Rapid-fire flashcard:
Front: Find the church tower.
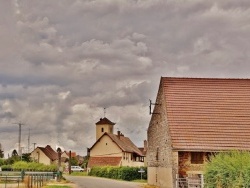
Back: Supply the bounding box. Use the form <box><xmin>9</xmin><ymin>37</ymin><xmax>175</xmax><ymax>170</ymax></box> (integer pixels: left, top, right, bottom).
<box><xmin>95</xmin><ymin>117</ymin><xmax>115</xmax><ymax>140</ymax></box>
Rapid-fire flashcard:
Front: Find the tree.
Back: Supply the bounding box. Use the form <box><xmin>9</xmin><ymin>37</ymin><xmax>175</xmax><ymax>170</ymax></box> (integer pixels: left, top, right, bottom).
<box><xmin>12</xmin><ymin>149</ymin><xmax>18</xmax><ymax>156</ymax></box>
<box><xmin>0</xmin><ymin>158</ymin><xmax>5</xmax><ymax>166</ymax></box>
<box><xmin>0</xmin><ymin>143</ymin><xmax>4</xmax><ymax>158</ymax></box>
<box><xmin>0</xmin><ymin>149</ymin><xmax>4</xmax><ymax>158</ymax></box>
<box><xmin>4</xmin><ymin>149</ymin><xmax>21</xmax><ymax>164</ymax></box>
<box><xmin>21</xmin><ymin>153</ymin><xmax>31</xmax><ymax>162</ymax></box>
<box><xmin>204</xmin><ymin>151</ymin><xmax>250</xmax><ymax>187</ymax></box>
<box><xmin>70</xmin><ymin>157</ymin><xmax>79</xmax><ymax>166</ymax></box>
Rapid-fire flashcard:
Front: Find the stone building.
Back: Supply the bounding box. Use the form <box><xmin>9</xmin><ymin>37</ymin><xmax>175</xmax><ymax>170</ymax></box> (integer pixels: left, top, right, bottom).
<box><xmin>147</xmin><ymin>77</ymin><xmax>250</xmax><ymax>188</ymax></box>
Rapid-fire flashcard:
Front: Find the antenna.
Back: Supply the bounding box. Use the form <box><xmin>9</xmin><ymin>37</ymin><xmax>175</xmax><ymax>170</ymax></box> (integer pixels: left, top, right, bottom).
<box><xmin>13</xmin><ymin>122</ymin><xmax>25</xmax><ymax>156</ymax></box>
<box><xmin>149</xmin><ymin>99</ymin><xmax>160</xmax><ymax>115</ymax></box>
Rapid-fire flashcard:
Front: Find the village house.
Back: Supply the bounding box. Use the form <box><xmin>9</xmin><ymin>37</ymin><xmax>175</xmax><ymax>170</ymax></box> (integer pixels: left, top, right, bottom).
<box><xmin>147</xmin><ymin>77</ymin><xmax>250</xmax><ymax>188</ymax></box>
<box><xmin>30</xmin><ymin>145</ymin><xmax>58</xmax><ymax>165</ymax></box>
<box><xmin>30</xmin><ymin>145</ymin><xmax>80</xmax><ymax>170</ymax></box>
<box><xmin>88</xmin><ymin>117</ymin><xmax>146</xmax><ymax>170</ymax></box>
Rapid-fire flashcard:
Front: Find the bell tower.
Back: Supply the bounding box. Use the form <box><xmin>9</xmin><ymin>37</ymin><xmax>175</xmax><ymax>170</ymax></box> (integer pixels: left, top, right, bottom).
<box><xmin>95</xmin><ymin>117</ymin><xmax>115</xmax><ymax>140</ymax></box>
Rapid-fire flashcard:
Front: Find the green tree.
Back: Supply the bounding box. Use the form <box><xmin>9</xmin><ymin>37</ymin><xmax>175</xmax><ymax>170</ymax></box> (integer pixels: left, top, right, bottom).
<box><xmin>12</xmin><ymin>149</ymin><xmax>18</xmax><ymax>156</ymax></box>
<box><xmin>0</xmin><ymin>158</ymin><xmax>5</xmax><ymax>166</ymax></box>
<box><xmin>204</xmin><ymin>151</ymin><xmax>250</xmax><ymax>188</ymax></box>
<box><xmin>0</xmin><ymin>149</ymin><xmax>4</xmax><ymax>158</ymax></box>
<box><xmin>22</xmin><ymin>153</ymin><xmax>31</xmax><ymax>162</ymax></box>
<box><xmin>4</xmin><ymin>149</ymin><xmax>21</xmax><ymax>164</ymax></box>
<box><xmin>70</xmin><ymin>157</ymin><xmax>79</xmax><ymax>166</ymax></box>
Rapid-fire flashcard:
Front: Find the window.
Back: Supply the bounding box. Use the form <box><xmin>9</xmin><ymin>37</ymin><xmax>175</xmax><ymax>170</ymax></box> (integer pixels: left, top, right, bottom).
<box><xmin>156</xmin><ymin>147</ymin><xmax>159</xmax><ymax>161</ymax></box>
<box><xmin>191</xmin><ymin>152</ymin><xmax>203</xmax><ymax>164</ymax></box>
<box><xmin>101</xmin><ymin>128</ymin><xmax>104</xmax><ymax>132</ymax></box>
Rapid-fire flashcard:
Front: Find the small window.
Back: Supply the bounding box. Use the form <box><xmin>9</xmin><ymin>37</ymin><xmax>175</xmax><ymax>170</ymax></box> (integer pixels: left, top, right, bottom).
<box><xmin>101</xmin><ymin>128</ymin><xmax>104</xmax><ymax>132</ymax></box>
<box><xmin>156</xmin><ymin>147</ymin><xmax>159</xmax><ymax>161</ymax></box>
<box><xmin>191</xmin><ymin>152</ymin><xmax>203</xmax><ymax>164</ymax></box>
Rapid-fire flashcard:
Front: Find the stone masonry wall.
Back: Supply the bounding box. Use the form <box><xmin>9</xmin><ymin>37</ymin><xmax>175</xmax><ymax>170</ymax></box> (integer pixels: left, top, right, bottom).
<box><xmin>147</xmin><ymin>80</ymin><xmax>174</xmax><ymax>169</ymax></box>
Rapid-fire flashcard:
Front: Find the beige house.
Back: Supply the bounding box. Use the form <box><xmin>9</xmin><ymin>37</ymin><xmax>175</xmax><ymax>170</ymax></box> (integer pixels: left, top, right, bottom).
<box><xmin>147</xmin><ymin>77</ymin><xmax>250</xmax><ymax>188</ymax></box>
<box><xmin>30</xmin><ymin>145</ymin><xmax>58</xmax><ymax>165</ymax></box>
<box><xmin>88</xmin><ymin>117</ymin><xmax>146</xmax><ymax>169</ymax></box>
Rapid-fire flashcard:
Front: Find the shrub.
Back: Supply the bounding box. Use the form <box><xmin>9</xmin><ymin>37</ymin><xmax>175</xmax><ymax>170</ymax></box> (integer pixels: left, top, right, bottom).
<box><xmin>204</xmin><ymin>151</ymin><xmax>250</xmax><ymax>188</ymax></box>
<box><xmin>12</xmin><ymin>161</ymin><xmax>28</xmax><ymax>171</ymax></box>
<box><xmin>89</xmin><ymin>166</ymin><xmax>147</xmax><ymax>181</ymax></box>
<box><xmin>1</xmin><ymin>165</ymin><xmax>13</xmax><ymax>171</ymax></box>
<box><xmin>11</xmin><ymin>161</ymin><xmax>57</xmax><ymax>172</ymax></box>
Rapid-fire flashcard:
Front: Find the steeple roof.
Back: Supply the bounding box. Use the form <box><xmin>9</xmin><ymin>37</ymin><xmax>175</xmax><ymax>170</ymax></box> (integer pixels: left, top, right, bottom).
<box><xmin>96</xmin><ymin>117</ymin><xmax>115</xmax><ymax>125</ymax></box>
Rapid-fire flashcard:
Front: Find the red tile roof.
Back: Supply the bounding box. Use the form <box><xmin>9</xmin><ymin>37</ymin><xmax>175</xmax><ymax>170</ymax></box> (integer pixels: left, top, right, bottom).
<box><xmin>96</xmin><ymin>117</ymin><xmax>115</xmax><ymax>125</ymax></box>
<box><xmin>88</xmin><ymin>157</ymin><xmax>122</xmax><ymax>168</ymax></box>
<box><xmin>107</xmin><ymin>133</ymin><xmax>144</xmax><ymax>156</ymax></box>
<box><xmin>38</xmin><ymin>145</ymin><xmax>58</xmax><ymax>160</ymax></box>
<box><xmin>65</xmin><ymin>151</ymin><xmax>76</xmax><ymax>157</ymax></box>
<box><xmin>161</xmin><ymin>77</ymin><xmax>250</xmax><ymax>151</ymax></box>
<box><xmin>90</xmin><ymin>132</ymin><xmax>144</xmax><ymax>156</ymax></box>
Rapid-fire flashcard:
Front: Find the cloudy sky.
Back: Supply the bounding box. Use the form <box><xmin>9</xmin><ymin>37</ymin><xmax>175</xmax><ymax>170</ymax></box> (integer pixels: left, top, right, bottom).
<box><xmin>0</xmin><ymin>0</ymin><xmax>250</xmax><ymax>157</ymax></box>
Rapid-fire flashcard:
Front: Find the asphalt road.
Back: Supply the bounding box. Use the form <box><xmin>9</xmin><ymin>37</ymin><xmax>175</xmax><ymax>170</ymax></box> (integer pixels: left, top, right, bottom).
<box><xmin>64</xmin><ymin>175</ymin><xmax>144</xmax><ymax>188</ymax></box>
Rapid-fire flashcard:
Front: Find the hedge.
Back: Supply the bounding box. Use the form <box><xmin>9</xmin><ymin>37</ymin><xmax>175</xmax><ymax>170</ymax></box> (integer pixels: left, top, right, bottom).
<box><xmin>1</xmin><ymin>161</ymin><xmax>57</xmax><ymax>172</ymax></box>
<box><xmin>89</xmin><ymin>166</ymin><xmax>147</xmax><ymax>181</ymax></box>
<box><xmin>204</xmin><ymin>151</ymin><xmax>250</xmax><ymax>187</ymax></box>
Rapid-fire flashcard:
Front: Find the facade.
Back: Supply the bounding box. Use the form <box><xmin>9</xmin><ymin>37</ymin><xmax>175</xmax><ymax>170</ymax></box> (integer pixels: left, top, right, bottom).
<box><xmin>30</xmin><ymin>145</ymin><xmax>58</xmax><ymax>165</ymax></box>
<box><xmin>147</xmin><ymin>77</ymin><xmax>250</xmax><ymax>188</ymax></box>
<box><xmin>88</xmin><ymin>117</ymin><xmax>146</xmax><ymax>169</ymax></box>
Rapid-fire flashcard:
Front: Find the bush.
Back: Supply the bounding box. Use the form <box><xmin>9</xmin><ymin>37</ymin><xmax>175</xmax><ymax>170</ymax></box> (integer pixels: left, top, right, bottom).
<box><xmin>1</xmin><ymin>165</ymin><xmax>13</xmax><ymax>171</ymax></box>
<box><xmin>12</xmin><ymin>161</ymin><xmax>28</xmax><ymax>171</ymax></box>
<box><xmin>204</xmin><ymin>151</ymin><xmax>250</xmax><ymax>188</ymax></box>
<box><xmin>11</xmin><ymin>161</ymin><xmax>57</xmax><ymax>172</ymax></box>
<box><xmin>89</xmin><ymin>166</ymin><xmax>147</xmax><ymax>181</ymax></box>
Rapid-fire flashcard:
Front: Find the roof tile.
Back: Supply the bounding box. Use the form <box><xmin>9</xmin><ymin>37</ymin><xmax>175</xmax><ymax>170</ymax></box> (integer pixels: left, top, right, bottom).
<box><xmin>162</xmin><ymin>77</ymin><xmax>250</xmax><ymax>151</ymax></box>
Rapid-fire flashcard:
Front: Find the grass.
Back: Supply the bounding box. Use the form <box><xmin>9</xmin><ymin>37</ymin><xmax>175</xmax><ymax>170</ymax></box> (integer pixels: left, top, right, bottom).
<box><xmin>67</xmin><ymin>171</ymin><xmax>88</xmax><ymax>176</ymax></box>
<box><xmin>142</xmin><ymin>185</ymin><xmax>159</xmax><ymax>188</ymax></box>
<box><xmin>132</xmin><ymin>179</ymin><xmax>147</xmax><ymax>183</ymax></box>
<box><xmin>43</xmin><ymin>186</ymin><xmax>72</xmax><ymax>188</ymax></box>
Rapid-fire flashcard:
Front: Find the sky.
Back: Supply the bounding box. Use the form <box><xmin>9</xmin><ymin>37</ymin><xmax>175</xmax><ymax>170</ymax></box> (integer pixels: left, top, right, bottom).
<box><xmin>0</xmin><ymin>0</ymin><xmax>250</xmax><ymax>157</ymax></box>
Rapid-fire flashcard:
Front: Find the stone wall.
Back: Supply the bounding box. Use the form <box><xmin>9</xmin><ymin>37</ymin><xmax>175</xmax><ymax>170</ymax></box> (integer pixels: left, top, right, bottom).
<box><xmin>147</xmin><ymin>80</ymin><xmax>175</xmax><ymax>187</ymax></box>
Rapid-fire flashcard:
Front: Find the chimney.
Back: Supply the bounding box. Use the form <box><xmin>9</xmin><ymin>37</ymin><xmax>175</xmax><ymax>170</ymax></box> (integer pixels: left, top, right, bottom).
<box><xmin>117</xmin><ymin>131</ymin><xmax>121</xmax><ymax>139</ymax></box>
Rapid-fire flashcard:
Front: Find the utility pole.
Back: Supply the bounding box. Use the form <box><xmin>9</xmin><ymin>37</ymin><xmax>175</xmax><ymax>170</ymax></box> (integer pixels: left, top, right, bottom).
<box><xmin>27</xmin><ymin>129</ymin><xmax>30</xmax><ymax>153</ymax></box>
<box><xmin>33</xmin><ymin>143</ymin><xmax>37</xmax><ymax>150</ymax></box>
<box><xmin>13</xmin><ymin>122</ymin><xmax>24</xmax><ymax>156</ymax></box>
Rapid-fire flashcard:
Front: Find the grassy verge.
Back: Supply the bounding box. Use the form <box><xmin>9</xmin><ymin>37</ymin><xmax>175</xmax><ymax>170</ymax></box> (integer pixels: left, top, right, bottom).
<box><xmin>66</xmin><ymin>171</ymin><xmax>88</xmax><ymax>176</ymax></box>
<box><xmin>132</xmin><ymin>179</ymin><xmax>147</xmax><ymax>183</ymax></box>
<box><xmin>43</xmin><ymin>186</ymin><xmax>72</xmax><ymax>188</ymax></box>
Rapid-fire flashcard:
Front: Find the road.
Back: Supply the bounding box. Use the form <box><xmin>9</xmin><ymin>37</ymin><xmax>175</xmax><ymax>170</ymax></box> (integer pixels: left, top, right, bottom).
<box><xmin>64</xmin><ymin>175</ymin><xmax>144</xmax><ymax>188</ymax></box>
